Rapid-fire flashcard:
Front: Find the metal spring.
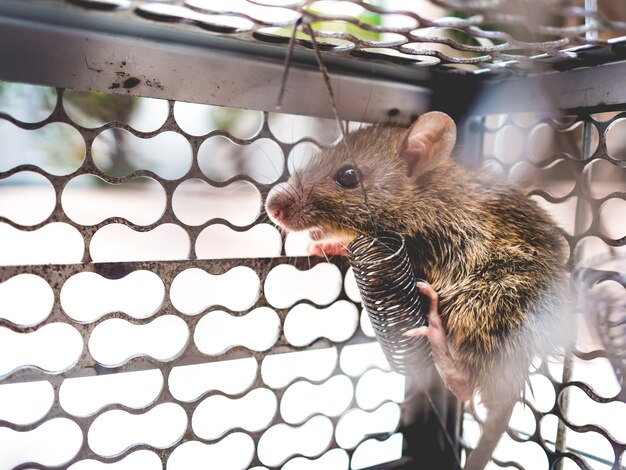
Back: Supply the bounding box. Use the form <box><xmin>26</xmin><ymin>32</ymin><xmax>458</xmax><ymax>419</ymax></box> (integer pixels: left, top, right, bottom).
<box><xmin>575</xmin><ymin>257</ymin><xmax>626</xmax><ymax>378</ymax></box>
<box><xmin>598</xmin><ymin>297</ymin><xmax>626</xmax><ymax>377</ymax></box>
<box><xmin>347</xmin><ymin>231</ymin><xmax>431</xmax><ymax>376</ymax></box>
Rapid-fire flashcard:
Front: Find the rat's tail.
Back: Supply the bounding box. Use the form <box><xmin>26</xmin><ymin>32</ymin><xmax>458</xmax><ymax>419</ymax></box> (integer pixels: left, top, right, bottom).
<box><xmin>464</xmin><ymin>391</ymin><xmax>517</xmax><ymax>470</ymax></box>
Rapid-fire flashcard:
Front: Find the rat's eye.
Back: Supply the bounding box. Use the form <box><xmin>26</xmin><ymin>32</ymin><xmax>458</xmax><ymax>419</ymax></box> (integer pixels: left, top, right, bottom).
<box><xmin>333</xmin><ymin>165</ymin><xmax>359</xmax><ymax>189</ymax></box>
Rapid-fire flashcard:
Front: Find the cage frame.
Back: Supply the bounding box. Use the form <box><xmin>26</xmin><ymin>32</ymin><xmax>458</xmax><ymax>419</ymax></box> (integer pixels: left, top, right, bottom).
<box><xmin>1</xmin><ymin>1</ymin><xmax>625</xmax><ymax>470</ymax></box>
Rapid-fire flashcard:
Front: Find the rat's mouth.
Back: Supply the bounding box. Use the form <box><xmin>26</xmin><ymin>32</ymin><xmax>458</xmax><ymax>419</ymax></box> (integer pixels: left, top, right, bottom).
<box><xmin>308</xmin><ymin>226</ymin><xmax>356</xmax><ymax>246</ymax></box>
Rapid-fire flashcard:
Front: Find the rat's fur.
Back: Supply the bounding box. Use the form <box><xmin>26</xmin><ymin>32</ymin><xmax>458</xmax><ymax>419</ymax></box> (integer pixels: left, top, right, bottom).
<box><xmin>266</xmin><ymin>116</ymin><xmax>569</xmax><ymax>469</ymax></box>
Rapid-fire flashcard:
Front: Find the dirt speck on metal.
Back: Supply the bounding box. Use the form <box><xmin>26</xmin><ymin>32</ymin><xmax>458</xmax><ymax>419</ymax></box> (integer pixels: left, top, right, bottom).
<box><xmin>123</xmin><ymin>77</ymin><xmax>141</xmax><ymax>89</ymax></box>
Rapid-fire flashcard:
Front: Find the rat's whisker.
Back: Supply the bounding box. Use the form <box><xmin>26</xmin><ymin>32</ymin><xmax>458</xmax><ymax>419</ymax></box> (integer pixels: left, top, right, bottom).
<box><xmin>319</xmin><ymin>244</ymin><xmax>331</xmax><ymax>264</ymax></box>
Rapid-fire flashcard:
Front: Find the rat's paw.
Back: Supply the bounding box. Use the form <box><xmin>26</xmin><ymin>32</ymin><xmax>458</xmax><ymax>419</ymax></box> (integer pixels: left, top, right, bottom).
<box><xmin>412</xmin><ymin>282</ymin><xmax>474</xmax><ymax>401</ymax></box>
<box><xmin>412</xmin><ymin>281</ymin><xmax>448</xmax><ymax>351</ymax></box>
<box><xmin>416</xmin><ymin>281</ymin><xmax>443</xmax><ymax>330</ymax></box>
<box><xmin>416</xmin><ymin>280</ymin><xmax>438</xmax><ymax>303</ymax></box>
<box><xmin>404</xmin><ymin>326</ymin><xmax>428</xmax><ymax>337</ymax></box>
<box><xmin>306</xmin><ymin>241</ymin><xmax>347</xmax><ymax>257</ymax></box>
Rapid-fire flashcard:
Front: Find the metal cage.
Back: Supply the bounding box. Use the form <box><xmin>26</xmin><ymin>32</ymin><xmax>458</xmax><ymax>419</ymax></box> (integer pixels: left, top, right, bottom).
<box><xmin>0</xmin><ymin>1</ymin><xmax>625</xmax><ymax>469</ymax></box>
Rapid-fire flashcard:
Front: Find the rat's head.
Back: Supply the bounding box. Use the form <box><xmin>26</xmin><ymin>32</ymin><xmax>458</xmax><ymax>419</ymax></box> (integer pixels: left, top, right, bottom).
<box><xmin>265</xmin><ymin>111</ymin><xmax>456</xmax><ymax>243</ymax></box>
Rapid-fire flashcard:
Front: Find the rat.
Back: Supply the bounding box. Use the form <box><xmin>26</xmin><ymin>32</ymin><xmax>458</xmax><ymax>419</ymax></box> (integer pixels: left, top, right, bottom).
<box><xmin>265</xmin><ymin>111</ymin><xmax>569</xmax><ymax>470</ymax></box>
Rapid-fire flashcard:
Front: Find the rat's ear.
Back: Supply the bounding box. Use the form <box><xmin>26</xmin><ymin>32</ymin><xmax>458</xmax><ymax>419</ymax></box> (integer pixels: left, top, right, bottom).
<box><xmin>399</xmin><ymin>111</ymin><xmax>456</xmax><ymax>183</ymax></box>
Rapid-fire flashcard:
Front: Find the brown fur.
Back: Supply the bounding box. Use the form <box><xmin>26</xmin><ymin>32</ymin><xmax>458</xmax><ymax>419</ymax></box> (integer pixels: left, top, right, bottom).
<box><xmin>266</xmin><ymin>118</ymin><xmax>569</xmax><ymax>468</ymax></box>
<box><xmin>274</xmin><ymin>123</ymin><xmax>567</xmax><ymax>384</ymax></box>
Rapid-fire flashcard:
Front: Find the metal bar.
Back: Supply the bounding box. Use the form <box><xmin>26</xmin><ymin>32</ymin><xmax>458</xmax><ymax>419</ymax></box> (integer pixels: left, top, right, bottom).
<box><xmin>554</xmin><ymin>354</ymin><xmax>573</xmax><ymax>470</ymax></box>
<box><xmin>0</xmin><ymin>1</ymin><xmax>432</xmax><ymax>124</ymax></box>
<box><xmin>3</xmin><ymin>1</ymin><xmax>626</xmax><ymax>120</ymax></box>
<box><xmin>555</xmin><ymin>118</ymin><xmax>596</xmax><ymax>469</ymax></box>
<box><xmin>586</xmin><ymin>0</ymin><xmax>598</xmax><ymax>41</ymax></box>
<box><xmin>0</xmin><ymin>0</ymin><xmax>436</xmax><ymax>85</ymax></box>
<box><xmin>470</xmin><ymin>59</ymin><xmax>626</xmax><ymax>115</ymax></box>
<box><xmin>400</xmin><ymin>372</ymin><xmax>461</xmax><ymax>470</ymax></box>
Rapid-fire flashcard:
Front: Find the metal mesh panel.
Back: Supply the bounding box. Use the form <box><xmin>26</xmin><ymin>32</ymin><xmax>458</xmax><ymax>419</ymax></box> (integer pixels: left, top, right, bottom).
<box><xmin>463</xmin><ymin>111</ymin><xmax>626</xmax><ymax>469</ymax></box>
<box><xmin>60</xmin><ymin>0</ymin><xmax>626</xmax><ymax>74</ymax></box>
<box><xmin>0</xmin><ymin>84</ymin><xmax>412</xmax><ymax>469</ymax></box>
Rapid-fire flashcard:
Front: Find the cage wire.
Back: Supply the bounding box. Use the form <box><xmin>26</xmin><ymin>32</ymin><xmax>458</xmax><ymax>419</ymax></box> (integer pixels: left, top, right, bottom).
<box><xmin>62</xmin><ymin>0</ymin><xmax>626</xmax><ymax>74</ymax></box>
<box><xmin>0</xmin><ymin>1</ymin><xmax>625</xmax><ymax>470</ymax></box>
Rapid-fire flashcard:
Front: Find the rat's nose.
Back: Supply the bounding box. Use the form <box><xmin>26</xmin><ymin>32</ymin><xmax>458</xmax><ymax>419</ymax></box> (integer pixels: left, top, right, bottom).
<box><xmin>265</xmin><ymin>196</ymin><xmax>286</xmax><ymax>224</ymax></box>
<box><xmin>265</xmin><ymin>182</ymin><xmax>293</xmax><ymax>226</ymax></box>
<box><xmin>270</xmin><ymin>207</ymin><xmax>282</xmax><ymax>221</ymax></box>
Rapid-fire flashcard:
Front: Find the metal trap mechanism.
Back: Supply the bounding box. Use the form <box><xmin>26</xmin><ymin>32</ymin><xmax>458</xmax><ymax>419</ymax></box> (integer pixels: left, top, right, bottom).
<box><xmin>347</xmin><ymin>232</ymin><xmax>431</xmax><ymax>376</ymax></box>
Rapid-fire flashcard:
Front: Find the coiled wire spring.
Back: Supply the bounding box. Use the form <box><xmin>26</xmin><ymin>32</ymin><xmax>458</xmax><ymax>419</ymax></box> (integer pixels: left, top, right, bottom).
<box><xmin>347</xmin><ymin>231</ymin><xmax>431</xmax><ymax>375</ymax></box>
<box><xmin>575</xmin><ymin>257</ymin><xmax>626</xmax><ymax>378</ymax></box>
